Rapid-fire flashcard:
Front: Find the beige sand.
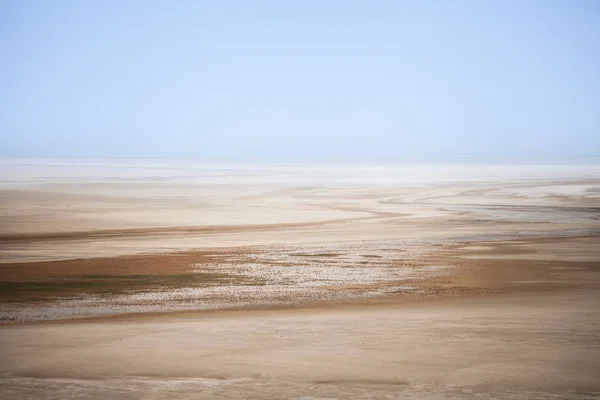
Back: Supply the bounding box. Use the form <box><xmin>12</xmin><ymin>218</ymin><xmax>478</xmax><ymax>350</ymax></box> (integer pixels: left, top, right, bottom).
<box><xmin>1</xmin><ymin>288</ymin><xmax>599</xmax><ymax>398</ymax></box>
<box><xmin>0</xmin><ymin>163</ymin><xmax>599</xmax><ymax>398</ymax></box>
<box><xmin>2</xmin><ymin>179</ymin><xmax>599</xmax><ymax>262</ymax></box>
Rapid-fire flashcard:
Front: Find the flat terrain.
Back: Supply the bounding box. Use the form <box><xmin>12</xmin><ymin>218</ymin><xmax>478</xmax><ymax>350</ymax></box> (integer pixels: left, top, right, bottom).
<box><xmin>1</xmin><ymin>288</ymin><xmax>599</xmax><ymax>399</ymax></box>
<box><xmin>0</xmin><ymin>160</ymin><xmax>599</xmax><ymax>398</ymax></box>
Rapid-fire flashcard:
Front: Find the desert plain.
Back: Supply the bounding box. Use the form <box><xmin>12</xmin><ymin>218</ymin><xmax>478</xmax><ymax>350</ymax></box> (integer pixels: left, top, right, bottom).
<box><xmin>0</xmin><ymin>159</ymin><xmax>599</xmax><ymax>399</ymax></box>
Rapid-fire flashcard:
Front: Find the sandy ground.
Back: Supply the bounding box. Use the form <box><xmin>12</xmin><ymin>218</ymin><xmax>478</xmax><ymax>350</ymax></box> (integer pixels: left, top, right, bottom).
<box><xmin>1</xmin><ymin>237</ymin><xmax>598</xmax><ymax>322</ymax></box>
<box><xmin>1</xmin><ymin>181</ymin><xmax>599</xmax><ymax>262</ymax></box>
<box><xmin>0</xmin><ymin>160</ymin><xmax>599</xmax><ymax>398</ymax></box>
<box><xmin>0</xmin><ymin>289</ymin><xmax>599</xmax><ymax>398</ymax></box>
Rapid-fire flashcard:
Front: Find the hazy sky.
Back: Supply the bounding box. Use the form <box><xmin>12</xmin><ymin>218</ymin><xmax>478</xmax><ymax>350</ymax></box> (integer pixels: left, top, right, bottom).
<box><xmin>1</xmin><ymin>0</ymin><xmax>599</xmax><ymax>160</ymax></box>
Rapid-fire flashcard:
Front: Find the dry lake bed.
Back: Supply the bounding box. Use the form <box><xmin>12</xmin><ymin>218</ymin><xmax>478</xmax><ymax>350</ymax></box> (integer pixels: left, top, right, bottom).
<box><xmin>1</xmin><ymin>159</ymin><xmax>599</xmax><ymax>399</ymax></box>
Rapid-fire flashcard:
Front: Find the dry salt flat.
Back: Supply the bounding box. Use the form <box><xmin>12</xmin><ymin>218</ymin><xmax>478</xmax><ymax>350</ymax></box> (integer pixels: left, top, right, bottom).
<box><xmin>1</xmin><ymin>159</ymin><xmax>600</xmax><ymax>399</ymax></box>
<box><xmin>0</xmin><ymin>239</ymin><xmax>452</xmax><ymax>322</ymax></box>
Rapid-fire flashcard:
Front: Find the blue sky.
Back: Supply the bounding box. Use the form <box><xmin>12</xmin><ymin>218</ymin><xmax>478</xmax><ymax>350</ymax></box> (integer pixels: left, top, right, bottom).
<box><xmin>1</xmin><ymin>0</ymin><xmax>599</xmax><ymax>160</ymax></box>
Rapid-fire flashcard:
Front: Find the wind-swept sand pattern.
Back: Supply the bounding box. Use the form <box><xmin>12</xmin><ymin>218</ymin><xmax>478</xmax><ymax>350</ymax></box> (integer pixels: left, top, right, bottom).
<box><xmin>0</xmin><ymin>160</ymin><xmax>599</xmax><ymax>398</ymax></box>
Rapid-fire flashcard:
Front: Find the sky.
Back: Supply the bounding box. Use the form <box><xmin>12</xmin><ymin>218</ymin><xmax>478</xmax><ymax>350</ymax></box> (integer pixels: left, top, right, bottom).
<box><xmin>1</xmin><ymin>0</ymin><xmax>599</xmax><ymax>160</ymax></box>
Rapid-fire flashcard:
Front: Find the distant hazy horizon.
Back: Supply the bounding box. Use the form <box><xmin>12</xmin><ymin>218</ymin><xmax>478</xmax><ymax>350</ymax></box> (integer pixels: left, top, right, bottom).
<box><xmin>2</xmin><ymin>157</ymin><xmax>600</xmax><ymax>188</ymax></box>
<box><xmin>2</xmin><ymin>153</ymin><xmax>600</xmax><ymax>164</ymax></box>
